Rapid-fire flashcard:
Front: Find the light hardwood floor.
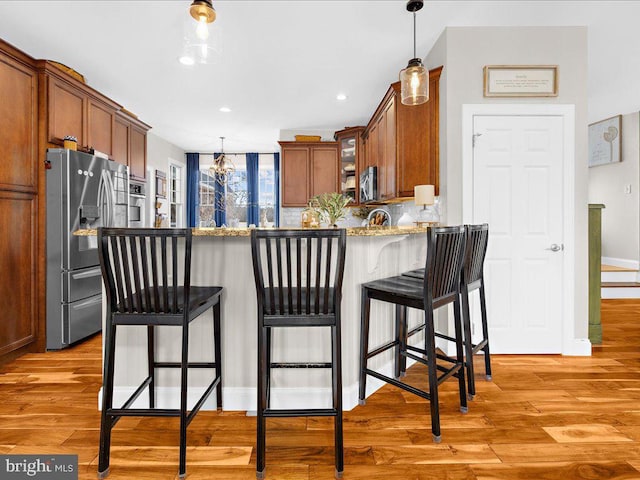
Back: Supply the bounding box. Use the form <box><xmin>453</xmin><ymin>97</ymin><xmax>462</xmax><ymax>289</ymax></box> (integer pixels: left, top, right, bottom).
<box><xmin>2</xmin><ymin>300</ymin><xmax>640</xmax><ymax>479</ymax></box>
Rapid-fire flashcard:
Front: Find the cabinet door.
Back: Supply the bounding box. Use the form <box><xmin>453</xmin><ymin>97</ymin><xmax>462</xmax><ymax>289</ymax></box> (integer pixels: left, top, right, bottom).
<box><xmin>48</xmin><ymin>77</ymin><xmax>85</xmax><ymax>147</ymax></box>
<box><xmin>0</xmin><ymin>54</ymin><xmax>37</xmax><ymax>192</ymax></box>
<box><xmin>87</xmin><ymin>97</ymin><xmax>115</xmax><ymax>157</ymax></box>
<box><xmin>113</xmin><ymin>116</ymin><xmax>130</xmax><ymax>166</ymax></box>
<box><xmin>396</xmin><ymin>69</ymin><xmax>440</xmax><ymax>197</ymax></box>
<box><xmin>129</xmin><ymin>125</ymin><xmax>147</xmax><ymax>181</ymax></box>
<box><xmin>282</xmin><ymin>146</ymin><xmax>310</xmax><ymax>206</ymax></box>
<box><xmin>310</xmin><ymin>146</ymin><xmax>338</xmax><ymax>197</ymax></box>
<box><xmin>382</xmin><ymin>96</ymin><xmax>396</xmax><ymax>200</ymax></box>
<box><xmin>0</xmin><ymin>191</ymin><xmax>37</xmax><ymax>355</ymax></box>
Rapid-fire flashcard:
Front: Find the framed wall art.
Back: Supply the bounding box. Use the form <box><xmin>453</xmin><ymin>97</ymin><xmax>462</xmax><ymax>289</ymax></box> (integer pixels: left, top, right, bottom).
<box><xmin>483</xmin><ymin>65</ymin><xmax>558</xmax><ymax>97</ymax></box>
<box><xmin>588</xmin><ymin>115</ymin><xmax>622</xmax><ymax>167</ymax></box>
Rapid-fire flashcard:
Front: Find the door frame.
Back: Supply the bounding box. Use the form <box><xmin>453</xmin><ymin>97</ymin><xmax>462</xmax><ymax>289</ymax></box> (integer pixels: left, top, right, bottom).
<box><xmin>461</xmin><ymin>104</ymin><xmax>585</xmax><ymax>356</ymax></box>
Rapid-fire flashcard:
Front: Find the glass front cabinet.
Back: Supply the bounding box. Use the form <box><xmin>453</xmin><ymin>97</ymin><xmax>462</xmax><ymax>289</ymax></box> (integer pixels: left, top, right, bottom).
<box><xmin>334</xmin><ymin>126</ymin><xmax>365</xmax><ymax>205</ymax></box>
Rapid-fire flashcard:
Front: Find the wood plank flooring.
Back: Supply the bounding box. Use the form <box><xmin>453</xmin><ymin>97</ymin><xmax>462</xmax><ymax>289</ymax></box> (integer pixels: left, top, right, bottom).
<box><xmin>2</xmin><ymin>299</ymin><xmax>640</xmax><ymax>479</ymax></box>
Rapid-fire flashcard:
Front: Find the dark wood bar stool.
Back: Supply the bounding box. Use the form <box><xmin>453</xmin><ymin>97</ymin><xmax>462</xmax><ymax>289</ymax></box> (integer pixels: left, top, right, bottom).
<box><xmin>402</xmin><ymin>224</ymin><xmax>491</xmax><ymax>397</ymax></box>
<box><xmin>97</xmin><ymin>228</ymin><xmax>223</xmax><ymax>479</ymax></box>
<box><xmin>359</xmin><ymin>225</ymin><xmax>467</xmax><ymax>443</ymax></box>
<box><xmin>251</xmin><ymin>228</ymin><xmax>346</xmax><ymax>479</ymax></box>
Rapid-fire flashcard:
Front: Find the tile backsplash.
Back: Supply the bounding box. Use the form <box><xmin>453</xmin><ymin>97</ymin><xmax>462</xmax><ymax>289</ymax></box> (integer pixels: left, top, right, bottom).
<box><xmin>280</xmin><ymin>197</ymin><xmax>444</xmax><ymax>228</ymax></box>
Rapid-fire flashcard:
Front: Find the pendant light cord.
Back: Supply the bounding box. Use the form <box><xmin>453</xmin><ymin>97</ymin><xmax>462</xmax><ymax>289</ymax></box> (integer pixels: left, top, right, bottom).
<box><xmin>413</xmin><ymin>11</ymin><xmax>417</xmax><ymax>58</ymax></box>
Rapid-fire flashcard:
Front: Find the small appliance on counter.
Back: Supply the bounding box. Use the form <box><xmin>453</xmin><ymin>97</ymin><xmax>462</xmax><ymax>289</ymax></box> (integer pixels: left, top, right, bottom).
<box><xmin>360</xmin><ymin>166</ymin><xmax>377</xmax><ymax>203</ymax></box>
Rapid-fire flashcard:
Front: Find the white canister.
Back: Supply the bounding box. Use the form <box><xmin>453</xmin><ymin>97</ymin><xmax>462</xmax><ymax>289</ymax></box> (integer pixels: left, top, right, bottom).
<box><xmin>396</xmin><ymin>212</ymin><xmax>414</xmax><ymax>227</ymax></box>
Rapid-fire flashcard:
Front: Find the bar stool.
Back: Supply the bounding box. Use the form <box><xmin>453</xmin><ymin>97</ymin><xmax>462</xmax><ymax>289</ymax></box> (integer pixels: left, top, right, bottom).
<box><xmin>97</xmin><ymin>228</ymin><xmax>223</xmax><ymax>479</ymax></box>
<box><xmin>359</xmin><ymin>225</ymin><xmax>467</xmax><ymax>443</ymax></box>
<box><xmin>251</xmin><ymin>228</ymin><xmax>346</xmax><ymax>479</ymax></box>
<box><xmin>402</xmin><ymin>224</ymin><xmax>491</xmax><ymax>397</ymax></box>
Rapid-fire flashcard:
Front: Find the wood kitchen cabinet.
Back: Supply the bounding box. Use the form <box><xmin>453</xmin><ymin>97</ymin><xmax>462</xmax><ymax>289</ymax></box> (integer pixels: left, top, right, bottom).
<box><xmin>0</xmin><ymin>40</ymin><xmax>40</xmax><ymax>362</ymax></box>
<box><xmin>362</xmin><ymin>66</ymin><xmax>441</xmax><ymax>200</ymax></box>
<box><xmin>280</xmin><ymin>141</ymin><xmax>339</xmax><ymax>207</ymax></box>
<box><xmin>335</xmin><ymin>126</ymin><xmax>365</xmax><ymax>205</ymax></box>
<box><xmin>113</xmin><ymin>111</ymin><xmax>150</xmax><ymax>182</ymax></box>
<box><xmin>45</xmin><ymin>64</ymin><xmax>119</xmax><ymax>157</ymax></box>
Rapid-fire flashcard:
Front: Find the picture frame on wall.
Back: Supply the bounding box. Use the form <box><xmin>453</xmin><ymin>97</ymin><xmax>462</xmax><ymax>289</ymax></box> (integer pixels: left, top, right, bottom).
<box><xmin>588</xmin><ymin>115</ymin><xmax>622</xmax><ymax>167</ymax></box>
<box><xmin>483</xmin><ymin>65</ymin><xmax>558</xmax><ymax>97</ymax></box>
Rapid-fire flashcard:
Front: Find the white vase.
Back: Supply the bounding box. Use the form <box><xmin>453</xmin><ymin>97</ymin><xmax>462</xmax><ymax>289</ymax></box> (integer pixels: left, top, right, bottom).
<box><xmin>397</xmin><ymin>212</ymin><xmax>414</xmax><ymax>227</ymax></box>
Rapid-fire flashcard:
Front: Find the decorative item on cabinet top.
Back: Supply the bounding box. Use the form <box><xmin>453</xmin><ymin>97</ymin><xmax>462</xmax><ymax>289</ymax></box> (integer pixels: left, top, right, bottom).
<box><xmin>295</xmin><ymin>135</ymin><xmax>322</xmax><ymax>142</ymax></box>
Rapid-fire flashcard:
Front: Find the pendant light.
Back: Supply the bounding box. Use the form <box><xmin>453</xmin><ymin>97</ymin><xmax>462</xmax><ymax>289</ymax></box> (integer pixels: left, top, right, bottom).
<box><xmin>399</xmin><ymin>0</ymin><xmax>429</xmax><ymax>106</ymax></box>
<box><xmin>209</xmin><ymin>137</ymin><xmax>235</xmax><ymax>184</ymax></box>
<box><xmin>189</xmin><ymin>0</ymin><xmax>216</xmax><ymax>41</ymax></box>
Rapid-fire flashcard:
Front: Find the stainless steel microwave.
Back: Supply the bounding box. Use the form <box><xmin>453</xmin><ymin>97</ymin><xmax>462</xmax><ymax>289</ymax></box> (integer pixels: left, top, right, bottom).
<box><xmin>359</xmin><ymin>166</ymin><xmax>377</xmax><ymax>203</ymax></box>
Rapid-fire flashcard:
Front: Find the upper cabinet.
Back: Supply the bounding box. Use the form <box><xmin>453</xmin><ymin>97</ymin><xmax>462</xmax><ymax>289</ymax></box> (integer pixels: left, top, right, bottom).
<box><xmin>0</xmin><ymin>50</ymin><xmax>37</xmax><ymax>192</ymax></box>
<box><xmin>113</xmin><ymin>111</ymin><xmax>149</xmax><ymax>182</ymax></box>
<box><xmin>363</xmin><ymin>66</ymin><xmax>442</xmax><ymax>201</ymax></box>
<box><xmin>335</xmin><ymin>126</ymin><xmax>365</xmax><ymax>205</ymax></box>
<box><xmin>42</xmin><ymin>61</ymin><xmax>150</xmax><ymax>180</ymax></box>
<box><xmin>280</xmin><ymin>141</ymin><xmax>339</xmax><ymax>207</ymax></box>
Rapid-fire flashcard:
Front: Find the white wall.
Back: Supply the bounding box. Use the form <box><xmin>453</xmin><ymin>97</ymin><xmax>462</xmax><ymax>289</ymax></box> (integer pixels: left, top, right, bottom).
<box><xmin>588</xmin><ymin>112</ymin><xmax>640</xmax><ymax>267</ymax></box>
<box><xmin>147</xmin><ymin>132</ymin><xmax>187</xmax><ymax>227</ymax></box>
<box><xmin>426</xmin><ymin>26</ymin><xmax>589</xmax><ymax>342</ymax></box>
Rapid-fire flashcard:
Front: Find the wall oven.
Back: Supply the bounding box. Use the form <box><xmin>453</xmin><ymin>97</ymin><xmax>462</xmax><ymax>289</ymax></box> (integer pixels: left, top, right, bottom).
<box><xmin>129</xmin><ymin>181</ymin><xmax>146</xmax><ymax>228</ymax></box>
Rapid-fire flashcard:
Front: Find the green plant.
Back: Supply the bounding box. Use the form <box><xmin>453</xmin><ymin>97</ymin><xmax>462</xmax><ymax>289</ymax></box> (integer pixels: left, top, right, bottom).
<box><xmin>311</xmin><ymin>192</ymin><xmax>350</xmax><ymax>227</ymax></box>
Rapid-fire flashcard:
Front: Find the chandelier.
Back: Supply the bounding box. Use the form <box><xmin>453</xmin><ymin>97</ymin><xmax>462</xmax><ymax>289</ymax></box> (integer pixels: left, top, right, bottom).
<box><xmin>209</xmin><ymin>136</ymin><xmax>235</xmax><ymax>184</ymax></box>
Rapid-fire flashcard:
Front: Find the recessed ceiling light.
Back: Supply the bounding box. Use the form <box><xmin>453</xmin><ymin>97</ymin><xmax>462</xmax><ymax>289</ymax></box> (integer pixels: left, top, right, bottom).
<box><xmin>219</xmin><ymin>107</ymin><xmax>231</xmax><ymax>113</ymax></box>
<box><xmin>179</xmin><ymin>55</ymin><xmax>195</xmax><ymax>66</ymax></box>
<box><xmin>336</xmin><ymin>93</ymin><xmax>347</xmax><ymax>101</ymax></box>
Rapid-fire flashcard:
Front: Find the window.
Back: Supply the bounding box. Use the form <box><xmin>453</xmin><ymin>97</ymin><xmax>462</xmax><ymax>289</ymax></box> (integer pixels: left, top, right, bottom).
<box><xmin>169</xmin><ymin>163</ymin><xmax>183</xmax><ymax>227</ymax></box>
<box><xmin>197</xmin><ymin>153</ymin><xmax>278</xmax><ymax>227</ymax></box>
<box><xmin>257</xmin><ymin>154</ymin><xmax>277</xmax><ymax>226</ymax></box>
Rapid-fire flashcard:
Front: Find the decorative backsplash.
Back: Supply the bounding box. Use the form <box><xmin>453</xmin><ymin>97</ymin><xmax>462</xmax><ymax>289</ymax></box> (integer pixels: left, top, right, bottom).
<box><xmin>280</xmin><ymin>197</ymin><xmax>444</xmax><ymax>228</ymax></box>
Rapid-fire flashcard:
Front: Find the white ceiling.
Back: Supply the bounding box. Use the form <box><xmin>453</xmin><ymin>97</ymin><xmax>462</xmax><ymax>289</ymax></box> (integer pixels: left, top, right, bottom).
<box><xmin>1</xmin><ymin>1</ymin><xmax>639</xmax><ymax>153</ymax></box>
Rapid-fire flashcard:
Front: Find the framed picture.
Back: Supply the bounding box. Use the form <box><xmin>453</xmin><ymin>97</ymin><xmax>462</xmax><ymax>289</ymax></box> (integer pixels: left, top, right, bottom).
<box><xmin>483</xmin><ymin>65</ymin><xmax>558</xmax><ymax>97</ymax></box>
<box><xmin>589</xmin><ymin>115</ymin><xmax>622</xmax><ymax>167</ymax></box>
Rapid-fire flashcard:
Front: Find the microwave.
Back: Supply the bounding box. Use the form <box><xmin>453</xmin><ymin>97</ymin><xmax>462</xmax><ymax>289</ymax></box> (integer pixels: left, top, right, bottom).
<box><xmin>359</xmin><ymin>166</ymin><xmax>377</xmax><ymax>203</ymax></box>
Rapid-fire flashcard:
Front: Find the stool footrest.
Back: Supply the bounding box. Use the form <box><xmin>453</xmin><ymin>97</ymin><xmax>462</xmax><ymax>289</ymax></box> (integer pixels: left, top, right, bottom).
<box><xmin>364</xmin><ymin>368</ymin><xmax>431</xmax><ymax>401</ymax></box>
<box><xmin>366</xmin><ymin>338</ymin><xmax>398</xmax><ymax>360</ymax></box>
<box><xmin>472</xmin><ymin>339</ymin><xmax>489</xmax><ymax>354</ymax></box>
<box><xmin>270</xmin><ymin>362</ymin><xmax>332</xmax><ymax>368</ymax></box>
<box><xmin>402</xmin><ymin>350</ymin><xmax>463</xmax><ymax>386</ymax></box>
<box><xmin>154</xmin><ymin>362</ymin><xmax>217</xmax><ymax>369</ymax></box>
<box><xmin>263</xmin><ymin>408</ymin><xmax>337</xmax><ymax>418</ymax></box>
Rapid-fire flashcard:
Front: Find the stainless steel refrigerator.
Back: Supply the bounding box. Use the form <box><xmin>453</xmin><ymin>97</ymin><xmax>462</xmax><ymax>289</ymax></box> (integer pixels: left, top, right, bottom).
<box><xmin>46</xmin><ymin>149</ymin><xmax>128</xmax><ymax>349</ymax></box>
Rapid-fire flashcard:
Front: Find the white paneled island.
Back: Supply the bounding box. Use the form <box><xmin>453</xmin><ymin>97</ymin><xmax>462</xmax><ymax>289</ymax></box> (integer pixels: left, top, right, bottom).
<box><xmin>85</xmin><ymin>227</ymin><xmax>429</xmax><ymax>411</ymax></box>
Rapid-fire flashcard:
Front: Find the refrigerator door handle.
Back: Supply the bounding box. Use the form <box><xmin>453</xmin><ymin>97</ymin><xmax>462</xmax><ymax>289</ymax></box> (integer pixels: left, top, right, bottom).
<box><xmin>71</xmin><ymin>267</ymin><xmax>102</xmax><ymax>280</ymax></box>
<box><xmin>101</xmin><ymin>170</ymin><xmax>115</xmax><ymax>227</ymax></box>
<box><xmin>71</xmin><ymin>295</ymin><xmax>103</xmax><ymax>310</ymax></box>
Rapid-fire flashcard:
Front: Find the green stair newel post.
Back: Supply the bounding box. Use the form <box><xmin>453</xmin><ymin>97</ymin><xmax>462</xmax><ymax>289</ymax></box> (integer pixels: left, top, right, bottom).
<box><xmin>588</xmin><ymin>204</ymin><xmax>605</xmax><ymax>344</ymax></box>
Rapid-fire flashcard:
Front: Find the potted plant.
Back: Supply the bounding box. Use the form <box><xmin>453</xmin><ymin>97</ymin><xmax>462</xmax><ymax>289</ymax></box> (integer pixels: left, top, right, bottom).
<box><xmin>312</xmin><ymin>192</ymin><xmax>350</xmax><ymax>227</ymax></box>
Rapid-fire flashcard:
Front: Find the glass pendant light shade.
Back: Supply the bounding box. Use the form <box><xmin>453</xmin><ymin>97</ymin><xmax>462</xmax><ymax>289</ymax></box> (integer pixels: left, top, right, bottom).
<box><xmin>400</xmin><ymin>58</ymin><xmax>429</xmax><ymax>106</ymax></box>
<box><xmin>400</xmin><ymin>0</ymin><xmax>429</xmax><ymax>106</ymax></box>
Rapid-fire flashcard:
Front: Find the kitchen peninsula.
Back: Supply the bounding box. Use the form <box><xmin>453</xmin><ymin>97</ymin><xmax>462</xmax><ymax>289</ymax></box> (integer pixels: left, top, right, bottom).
<box><xmin>78</xmin><ymin>226</ymin><xmax>429</xmax><ymax>411</ymax></box>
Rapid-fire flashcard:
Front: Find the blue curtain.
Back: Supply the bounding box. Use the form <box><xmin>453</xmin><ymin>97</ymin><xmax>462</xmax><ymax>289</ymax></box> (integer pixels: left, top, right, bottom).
<box><xmin>274</xmin><ymin>152</ymin><xmax>280</xmax><ymax>227</ymax></box>
<box><xmin>246</xmin><ymin>153</ymin><xmax>259</xmax><ymax>225</ymax></box>
<box><xmin>186</xmin><ymin>153</ymin><xmax>199</xmax><ymax>227</ymax></box>
<box><xmin>213</xmin><ymin>153</ymin><xmax>227</xmax><ymax>227</ymax></box>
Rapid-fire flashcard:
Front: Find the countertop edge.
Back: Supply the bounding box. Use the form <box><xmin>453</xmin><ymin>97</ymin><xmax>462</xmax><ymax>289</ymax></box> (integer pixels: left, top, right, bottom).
<box><xmin>73</xmin><ymin>226</ymin><xmax>430</xmax><ymax>237</ymax></box>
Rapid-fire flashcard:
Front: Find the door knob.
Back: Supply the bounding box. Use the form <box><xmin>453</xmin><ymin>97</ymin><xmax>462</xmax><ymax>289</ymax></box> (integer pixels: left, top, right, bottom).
<box><xmin>545</xmin><ymin>243</ymin><xmax>564</xmax><ymax>252</ymax></box>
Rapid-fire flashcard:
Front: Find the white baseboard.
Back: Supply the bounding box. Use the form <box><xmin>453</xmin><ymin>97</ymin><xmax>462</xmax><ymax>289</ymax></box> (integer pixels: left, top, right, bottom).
<box><xmin>98</xmin><ymin>358</ymin><xmax>412</xmax><ymax>412</ymax></box>
<box><xmin>562</xmin><ymin>338</ymin><xmax>592</xmax><ymax>356</ymax></box>
<box><xmin>602</xmin><ymin>256</ymin><xmax>640</xmax><ymax>270</ymax></box>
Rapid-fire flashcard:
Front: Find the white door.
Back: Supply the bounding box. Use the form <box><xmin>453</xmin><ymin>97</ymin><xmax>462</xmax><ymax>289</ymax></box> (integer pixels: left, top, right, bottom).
<box><xmin>472</xmin><ymin>115</ymin><xmax>565</xmax><ymax>353</ymax></box>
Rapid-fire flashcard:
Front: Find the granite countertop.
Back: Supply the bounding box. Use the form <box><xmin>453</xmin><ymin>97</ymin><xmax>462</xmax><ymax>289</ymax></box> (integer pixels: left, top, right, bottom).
<box><xmin>74</xmin><ymin>226</ymin><xmax>429</xmax><ymax>237</ymax></box>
